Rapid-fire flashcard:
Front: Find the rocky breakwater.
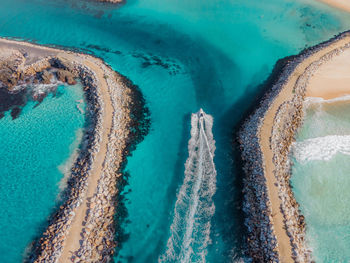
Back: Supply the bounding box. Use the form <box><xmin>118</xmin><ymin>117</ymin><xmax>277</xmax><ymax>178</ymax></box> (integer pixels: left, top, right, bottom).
<box><xmin>238</xmin><ymin>30</ymin><xmax>350</xmax><ymax>262</ymax></box>
<box><xmin>27</xmin><ymin>57</ymin><xmax>106</xmax><ymax>263</ymax></box>
<box><xmin>239</xmin><ymin>87</ymin><xmax>280</xmax><ymax>262</ymax></box>
<box><xmin>0</xmin><ymin>38</ymin><xmax>148</xmax><ymax>262</ymax></box>
<box><xmin>66</xmin><ymin>58</ymin><xmax>139</xmax><ymax>263</ymax></box>
<box><xmin>25</xmin><ymin>52</ymin><xmax>147</xmax><ymax>263</ymax></box>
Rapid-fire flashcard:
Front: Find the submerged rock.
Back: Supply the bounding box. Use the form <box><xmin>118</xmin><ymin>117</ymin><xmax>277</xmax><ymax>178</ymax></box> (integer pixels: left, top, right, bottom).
<box><xmin>10</xmin><ymin>107</ymin><xmax>21</xmax><ymax>120</ymax></box>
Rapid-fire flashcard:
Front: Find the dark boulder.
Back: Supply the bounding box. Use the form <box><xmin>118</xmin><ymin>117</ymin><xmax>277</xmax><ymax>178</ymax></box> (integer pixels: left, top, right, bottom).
<box><xmin>38</xmin><ymin>70</ymin><xmax>53</xmax><ymax>85</ymax></box>
<box><xmin>56</xmin><ymin>69</ymin><xmax>77</xmax><ymax>85</ymax></box>
<box><xmin>50</xmin><ymin>57</ymin><xmax>76</xmax><ymax>74</ymax></box>
<box><xmin>10</xmin><ymin>107</ymin><xmax>21</xmax><ymax>120</ymax></box>
<box><xmin>0</xmin><ymin>67</ymin><xmax>19</xmax><ymax>88</ymax></box>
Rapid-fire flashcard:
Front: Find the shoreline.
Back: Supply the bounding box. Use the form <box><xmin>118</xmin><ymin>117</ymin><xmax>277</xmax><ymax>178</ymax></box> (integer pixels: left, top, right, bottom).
<box><xmin>317</xmin><ymin>0</ymin><xmax>350</xmax><ymax>13</ymax></box>
<box><xmin>0</xmin><ymin>38</ymin><xmax>149</xmax><ymax>262</ymax></box>
<box><xmin>239</xmin><ymin>31</ymin><xmax>350</xmax><ymax>262</ymax></box>
<box><xmin>306</xmin><ymin>47</ymin><xmax>350</xmax><ymax>99</ymax></box>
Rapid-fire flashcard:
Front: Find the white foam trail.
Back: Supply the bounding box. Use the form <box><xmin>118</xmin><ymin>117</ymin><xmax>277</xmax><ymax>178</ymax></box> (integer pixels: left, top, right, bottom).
<box><xmin>159</xmin><ymin>109</ymin><xmax>217</xmax><ymax>263</ymax></box>
<box><xmin>76</xmin><ymin>99</ymin><xmax>85</xmax><ymax>114</ymax></box>
<box><xmin>293</xmin><ymin>135</ymin><xmax>350</xmax><ymax>163</ymax></box>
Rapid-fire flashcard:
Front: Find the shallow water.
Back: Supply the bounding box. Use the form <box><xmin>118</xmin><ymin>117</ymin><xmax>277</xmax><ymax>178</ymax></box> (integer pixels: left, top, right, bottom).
<box><xmin>0</xmin><ymin>0</ymin><xmax>350</xmax><ymax>262</ymax></box>
<box><xmin>0</xmin><ymin>85</ymin><xmax>85</xmax><ymax>262</ymax></box>
<box><xmin>291</xmin><ymin>98</ymin><xmax>350</xmax><ymax>262</ymax></box>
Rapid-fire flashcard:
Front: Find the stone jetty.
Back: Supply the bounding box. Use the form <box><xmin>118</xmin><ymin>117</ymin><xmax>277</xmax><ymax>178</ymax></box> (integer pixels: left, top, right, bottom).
<box><xmin>0</xmin><ymin>38</ymin><xmax>147</xmax><ymax>263</ymax></box>
<box><xmin>238</xmin><ymin>31</ymin><xmax>350</xmax><ymax>262</ymax></box>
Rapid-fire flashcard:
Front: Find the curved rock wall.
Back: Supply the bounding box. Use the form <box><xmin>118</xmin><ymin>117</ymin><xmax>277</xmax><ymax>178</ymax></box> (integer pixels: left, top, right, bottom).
<box><xmin>239</xmin><ymin>31</ymin><xmax>350</xmax><ymax>262</ymax></box>
<box><xmin>69</xmin><ymin>60</ymin><xmax>134</xmax><ymax>262</ymax></box>
<box><xmin>28</xmin><ymin>62</ymin><xmax>105</xmax><ymax>263</ymax></box>
<box><xmin>0</xmin><ymin>40</ymin><xmax>149</xmax><ymax>263</ymax></box>
<box><xmin>26</xmin><ymin>55</ymin><xmax>149</xmax><ymax>263</ymax></box>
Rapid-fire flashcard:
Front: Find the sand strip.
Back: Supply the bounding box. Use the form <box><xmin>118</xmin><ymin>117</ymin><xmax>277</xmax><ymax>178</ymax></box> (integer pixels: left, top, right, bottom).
<box><xmin>306</xmin><ymin>47</ymin><xmax>350</xmax><ymax>99</ymax></box>
<box><xmin>57</xmin><ymin>54</ymin><xmax>115</xmax><ymax>262</ymax></box>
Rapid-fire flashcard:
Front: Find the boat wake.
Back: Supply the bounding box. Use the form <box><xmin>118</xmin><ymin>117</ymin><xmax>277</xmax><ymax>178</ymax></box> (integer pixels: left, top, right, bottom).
<box><xmin>159</xmin><ymin>109</ymin><xmax>217</xmax><ymax>263</ymax></box>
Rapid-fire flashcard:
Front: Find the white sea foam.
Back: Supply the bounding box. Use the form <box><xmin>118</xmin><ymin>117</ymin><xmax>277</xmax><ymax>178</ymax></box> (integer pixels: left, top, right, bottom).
<box><xmin>293</xmin><ymin>135</ymin><xmax>350</xmax><ymax>163</ymax></box>
<box><xmin>58</xmin><ymin>128</ymin><xmax>84</xmax><ymax>192</ymax></box>
<box><xmin>76</xmin><ymin>99</ymin><xmax>85</xmax><ymax>114</ymax></box>
<box><xmin>293</xmin><ymin>95</ymin><xmax>350</xmax><ymax>163</ymax></box>
<box><xmin>159</xmin><ymin>109</ymin><xmax>217</xmax><ymax>263</ymax></box>
<box><xmin>305</xmin><ymin>95</ymin><xmax>350</xmax><ymax>107</ymax></box>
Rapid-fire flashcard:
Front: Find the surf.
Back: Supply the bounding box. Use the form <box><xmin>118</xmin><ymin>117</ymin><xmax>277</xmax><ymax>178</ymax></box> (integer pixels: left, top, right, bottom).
<box><xmin>159</xmin><ymin>109</ymin><xmax>217</xmax><ymax>263</ymax></box>
<box><xmin>293</xmin><ymin>135</ymin><xmax>350</xmax><ymax>163</ymax></box>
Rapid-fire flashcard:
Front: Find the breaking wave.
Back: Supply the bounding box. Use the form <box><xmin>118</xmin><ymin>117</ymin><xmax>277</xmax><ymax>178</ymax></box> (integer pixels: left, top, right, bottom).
<box><xmin>159</xmin><ymin>109</ymin><xmax>217</xmax><ymax>263</ymax></box>
<box><xmin>293</xmin><ymin>135</ymin><xmax>350</xmax><ymax>163</ymax></box>
<box><xmin>304</xmin><ymin>95</ymin><xmax>350</xmax><ymax>107</ymax></box>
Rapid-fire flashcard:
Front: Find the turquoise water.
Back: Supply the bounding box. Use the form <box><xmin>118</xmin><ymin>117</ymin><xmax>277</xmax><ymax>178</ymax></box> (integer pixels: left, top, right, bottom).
<box><xmin>292</xmin><ymin>98</ymin><xmax>350</xmax><ymax>262</ymax></box>
<box><xmin>0</xmin><ymin>84</ymin><xmax>85</xmax><ymax>262</ymax></box>
<box><xmin>0</xmin><ymin>0</ymin><xmax>350</xmax><ymax>262</ymax></box>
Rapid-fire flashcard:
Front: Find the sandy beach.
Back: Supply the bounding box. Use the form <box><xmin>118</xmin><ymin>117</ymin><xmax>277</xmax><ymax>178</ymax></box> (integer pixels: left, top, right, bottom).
<box><xmin>0</xmin><ymin>38</ymin><xmax>137</xmax><ymax>262</ymax></box>
<box><xmin>306</xmin><ymin>48</ymin><xmax>350</xmax><ymax>99</ymax></box>
<box><xmin>317</xmin><ymin>0</ymin><xmax>350</xmax><ymax>13</ymax></box>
